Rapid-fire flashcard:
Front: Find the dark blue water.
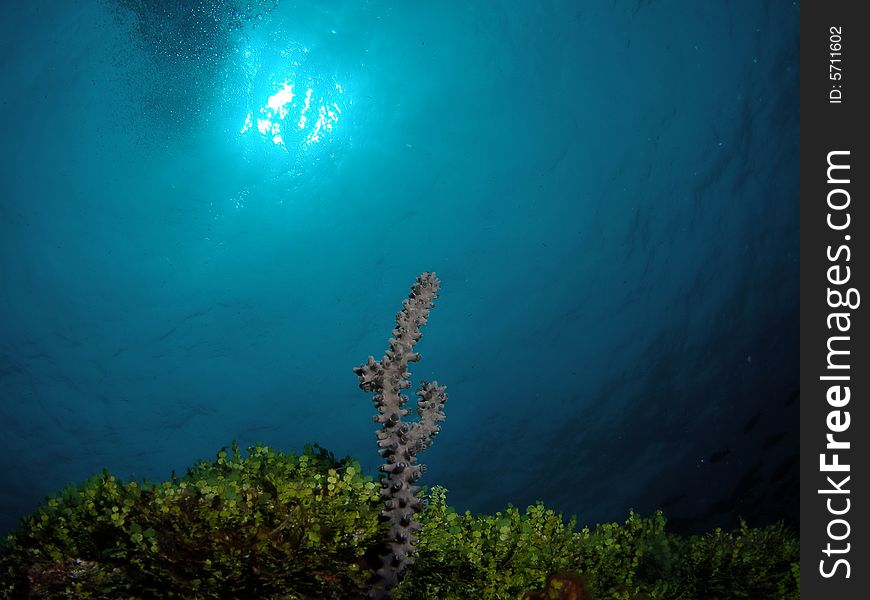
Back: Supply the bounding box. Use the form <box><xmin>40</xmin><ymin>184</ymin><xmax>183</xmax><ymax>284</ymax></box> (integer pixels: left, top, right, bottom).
<box><xmin>0</xmin><ymin>0</ymin><xmax>799</xmax><ymax>538</ymax></box>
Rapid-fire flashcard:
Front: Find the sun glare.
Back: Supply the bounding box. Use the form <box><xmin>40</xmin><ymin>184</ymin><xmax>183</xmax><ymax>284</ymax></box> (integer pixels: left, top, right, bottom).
<box><xmin>241</xmin><ymin>78</ymin><xmax>344</xmax><ymax>152</ymax></box>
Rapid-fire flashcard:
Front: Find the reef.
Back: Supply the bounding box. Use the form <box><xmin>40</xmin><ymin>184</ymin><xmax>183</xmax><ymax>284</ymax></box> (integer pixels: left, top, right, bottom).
<box><xmin>0</xmin><ymin>273</ymin><xmax>800</xmax><ymax>599</ymax></box>
<box><xmin>0</xmin><ymin>445</ymin><xmax>800</xmax><ymax>599</ymax></box>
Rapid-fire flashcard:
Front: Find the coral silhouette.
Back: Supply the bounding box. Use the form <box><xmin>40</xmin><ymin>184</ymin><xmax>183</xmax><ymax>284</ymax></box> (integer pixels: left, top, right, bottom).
<box><xmin>353</xmin><ymin>272</ymin><xmax>448</xmax><ymax>599</ymax></box>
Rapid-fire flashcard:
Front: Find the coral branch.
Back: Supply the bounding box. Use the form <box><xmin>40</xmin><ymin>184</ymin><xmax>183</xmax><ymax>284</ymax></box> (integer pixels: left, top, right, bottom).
<box><xmin>353</xmin><ymin>272</ymin><xmax>448</xmax><ymax>599</ymax></box>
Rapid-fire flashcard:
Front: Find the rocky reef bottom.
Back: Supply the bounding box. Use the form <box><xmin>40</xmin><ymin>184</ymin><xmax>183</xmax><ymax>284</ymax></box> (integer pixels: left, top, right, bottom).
<box><xmin>0</xmin><ymin>444</ymin><xmax>799</xmax><ymax>599</ymax></box>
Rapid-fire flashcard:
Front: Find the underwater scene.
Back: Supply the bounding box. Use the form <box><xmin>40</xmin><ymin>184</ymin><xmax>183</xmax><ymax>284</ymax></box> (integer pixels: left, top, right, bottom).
<box><xmin>0</xmin><ymin>1</ymin><xmax>799</xmax><ymax>598</ymax></box>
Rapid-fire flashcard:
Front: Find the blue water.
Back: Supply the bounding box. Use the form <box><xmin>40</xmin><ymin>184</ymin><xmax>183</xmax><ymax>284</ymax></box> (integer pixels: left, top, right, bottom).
<box><xmin>0</xmin><ymin>0</ymin><xmax>799</xmax><ymax>537</ymax></box>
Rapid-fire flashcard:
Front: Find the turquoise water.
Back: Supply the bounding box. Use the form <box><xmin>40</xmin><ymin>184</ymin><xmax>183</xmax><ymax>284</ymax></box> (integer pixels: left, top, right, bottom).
<box><xmin>0</xmin><ymin>0</ymin><xmax>799</xmax><ymax>537</ymax></box>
